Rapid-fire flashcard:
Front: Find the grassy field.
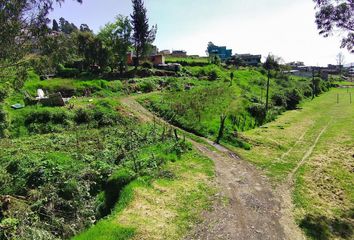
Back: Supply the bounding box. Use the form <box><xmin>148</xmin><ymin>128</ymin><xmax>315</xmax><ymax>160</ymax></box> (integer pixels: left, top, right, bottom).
<box><xmin>74</xmin><ymin>151</ymin><xmax>214</xmax><ymax>240</ymax></box>
<box><xmin>235</xmin><ymin>88</ymin><xmax>354</xmax><ymax>239</ymax></box>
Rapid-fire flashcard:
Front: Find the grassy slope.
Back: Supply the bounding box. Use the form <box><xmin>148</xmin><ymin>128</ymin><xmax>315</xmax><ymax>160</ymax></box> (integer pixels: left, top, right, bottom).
<box><xmin>235</xmin><ymin>88</ymin><xmax>353</xmax><ymax>239</ymax></box>
<box><xmin>74</xmin><ymin>151</ymin><xmax>214</xmax><ymax>240</ymax></box>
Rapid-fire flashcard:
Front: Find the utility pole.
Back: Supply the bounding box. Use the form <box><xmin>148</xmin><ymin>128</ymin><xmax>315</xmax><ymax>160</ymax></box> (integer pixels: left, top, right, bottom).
<box><xmin>265</xmin><ymin>70</ymin><xmax>270</xmax><ymax>112</ymax></box>
<box><xmin>312</xmin><ymin>68</ymin><xmax>315</xmax><ymax>100</ymax></box>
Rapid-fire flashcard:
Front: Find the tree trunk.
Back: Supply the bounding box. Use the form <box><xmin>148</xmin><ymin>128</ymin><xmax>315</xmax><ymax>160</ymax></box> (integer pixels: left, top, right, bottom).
<box><xmin>216</xmin><ymin>114</ymin><xmax>227</xmax><ymax>144</ymax></box>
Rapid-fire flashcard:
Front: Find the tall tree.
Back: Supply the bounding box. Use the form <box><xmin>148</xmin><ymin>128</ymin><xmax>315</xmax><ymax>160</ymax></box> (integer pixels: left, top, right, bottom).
<box><xmin>0</xmin><ymin>0</ymin><xmax>82</xmax><ymax>85</ymax></box>
<box><xmin>130</xmin><ymin>0</ymin><xmax>157</xmax><ymax>68</ymax></box>
<box><xmin>263</xmin><ymin>54</ymin><xmax>280</xmax><ymax>113</ymax></box>
<box><xmin>313</xmin><ymin>0</ymin><xmax>354</xmax><ymax>53</ymax></box>
<box><xmin>80</xmin><ymin>23</ymin><xmax>92</xmax><ymax>32</ymax></box>
<box><xmin>59</xmin><ymin>17</ymin><xmax>78</xmax><ymax>34</ymax></box>
<box><xmin>99</xmin><ymin>15</ymin><xmax>132</xmax><ymax>74</ymax></box>
<box><xmin>52</xmin><ymin>19</ymin><xmax>59</xmax><ymax>31</ymax></box>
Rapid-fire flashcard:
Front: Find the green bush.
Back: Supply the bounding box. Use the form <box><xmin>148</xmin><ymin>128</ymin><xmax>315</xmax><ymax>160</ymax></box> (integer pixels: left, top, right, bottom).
<box><xmin>141</xmin><ymin>61</ymin><xmax>153</xmax><ymax>69</ymax></box>
<box><xmin>0</xmin><ymin>86</ymin><xmax>8</xmax><ymax>102</ymax></box>
<box><xmin>0</xmin><ymin>105</ymin><xmax>8</xmax><ymax>137</ymax></box>
<box><xmin>57</xmin><ymin>64</ymin><xmax>80</xmax><ymax>78</ymax></box>
<box><xmin>74</xmin><ymin>108</ymin><xmax>92</xmax><ymax>124</ymax></box>
<box><xmin>25</xmin><ymin>110</ymin><xmax>52</xmax><ymax>125</ymax></box>
<box><xmin>138</xmin><ymin>80</ymin><xmax>155</xmax><ymax>93</ymax></box>
<box><xmin>108</xmin><ymin>81</ymin><xmax>123</xmax><ymax>92</ymax></box>
<box><xmin>285</xmin><ymin>89</ymin><xmax>303</xmax><ymax>110</ymax></box>
<box><xmin>248</xmin><ymin>103</ymin><xmax>266</xmax><ymax>124</ymax></box>
<box><xmin>208</xmin><ymin>70</ymin><xmax>218</xmax><ymax>80</ymax></box>
<box><xmin>58</xmin><ymin>180</ymin><xmax>79</xmax><ymax>200</ymax></box>
<box><xmin>272</xmin><ymin>92</ymin><xmax>287</xmax><ymax>108</ymax></box>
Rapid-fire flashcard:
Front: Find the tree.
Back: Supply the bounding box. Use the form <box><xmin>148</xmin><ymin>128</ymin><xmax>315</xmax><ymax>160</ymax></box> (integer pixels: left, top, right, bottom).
<box><xmin>59</xmin><ymin>17</ymin><xmax>78</xmax><ymax>34</ymax></box>
<box><xmin>80</xmin><ymin>23</ymin><xmax>92</xmax><ymax>32</ymax></box>
<box><xmin>52</xmin><ymin>19</ymin><xmax>60</xmax><ymax>31</ymax></box>
<box><xmin>0</xmin><ymin>0</ymin><xmax>82</xmax><ymax>85</ymax></box>
<box><xmin>336</xmin><ymin>52</ymin><xmax>345</xmax><ymax>75</ymax></box>
<box><xmin>313</xmin><ymin>0</ymin><xmax>354</xmax><ymax>53</ymax></box>
<box><xmin>76</xmin><ymin>31</ymin><xmax>109</xmax><ymax>71</ymax></box>
<box><xmin>263</xmin><ymin>54</ymin><xmax>280</xmax><ymax>113</ymax></box>
<box><xmin>99</xmin><ymin>15</ymin><xmax>132</xmax><ymax>74</ymax></box>
<box><xmin>131</xmin><ymin>0</ymin><xmax>157</xmax><ymax>68</ymax></box>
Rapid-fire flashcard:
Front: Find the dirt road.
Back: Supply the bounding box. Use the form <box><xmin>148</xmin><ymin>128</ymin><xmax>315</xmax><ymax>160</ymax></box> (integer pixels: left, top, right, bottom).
<box><xmin>121</xmin><ymin>97</ymin><xmax>303</xmax><ymax>240</ymax></box>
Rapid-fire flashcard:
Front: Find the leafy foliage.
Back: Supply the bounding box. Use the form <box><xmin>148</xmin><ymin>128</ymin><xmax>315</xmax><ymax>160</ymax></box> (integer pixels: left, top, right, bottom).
<box><xmin>313</xmin><ymin>0</ymin><xmax>354</xmax><ymax>53</ymax></box>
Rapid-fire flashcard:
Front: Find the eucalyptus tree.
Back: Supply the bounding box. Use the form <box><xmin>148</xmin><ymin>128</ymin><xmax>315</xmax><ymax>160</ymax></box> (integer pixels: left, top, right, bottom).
<box><xmin>0</xmin><ymin>0</ymin><xmax>82</xmax><ymax>85</ymax></box>
<box><xmin>313</xmin><ymin>0</ymin><xmax>354</xmax><ymax>53</ymax></box>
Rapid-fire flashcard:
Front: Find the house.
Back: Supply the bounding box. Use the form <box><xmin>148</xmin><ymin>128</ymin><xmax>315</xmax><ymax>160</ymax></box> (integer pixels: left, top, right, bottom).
<box><xmin>207</xmin><ymin>43</ymin><xmax>232</xmax><ymax>61</ymax></box>
<box><xmin>159</xmin><ymin>50</ymin><xmax>171</xmax><ymax>56</ymax></box>
<box><xmin>126</xmin><ymin>52</ymin><xmax>165</xmax><ymax>66</ymax></box>
<box><xmin>171</xmin><ymin>50</ymin><xmax>187</xmax><ymax>58</ymax></box>
<box><xmin>287</xmin><ymin>61</ymin><xmax>305</xmax><ymax>69</ymax></box>
<box><xmin>235</xmin><ymin>54</ymin><xmax>262</xmax><ymax>66</ymax></box>
<box><xmin>150</xmin><ymin>54</ymin><xmax>165</xmax><ymax>65</ymax></box>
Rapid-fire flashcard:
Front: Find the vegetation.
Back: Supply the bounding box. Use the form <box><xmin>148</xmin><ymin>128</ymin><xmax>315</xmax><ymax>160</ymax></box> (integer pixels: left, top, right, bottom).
<box><xmin>234</xmin><ymin>88</ymin><xmax>354</xmax><ymax>239</ymax></box>
<box><xmin>1</xmin><ymin>1</ymin><xmax>351</xmax><ymax>239</ymax></box>
<box><xmin>313</xmin><ymin>0</ymin><xmax>354</xmax><ymax>53</ymax></box>
<box><xmin>139</xmin><ymin>63</ymin><xmax>331</xmax><ymax>150</ymax></box>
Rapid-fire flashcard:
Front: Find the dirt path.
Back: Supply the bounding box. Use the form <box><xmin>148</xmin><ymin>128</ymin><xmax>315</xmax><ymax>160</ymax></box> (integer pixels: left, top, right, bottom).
<box><xmin>121</xmin><ymin>97</ymin><xmax>298</xmax><ymax>240</ymax></box>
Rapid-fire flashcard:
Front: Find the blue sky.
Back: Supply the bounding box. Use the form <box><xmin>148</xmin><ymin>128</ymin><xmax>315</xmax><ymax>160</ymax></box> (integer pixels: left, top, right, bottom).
<box><xmin>50</xmin><ymin>0</ymin><xmax>354</xmax><ymax>66</ymax></box>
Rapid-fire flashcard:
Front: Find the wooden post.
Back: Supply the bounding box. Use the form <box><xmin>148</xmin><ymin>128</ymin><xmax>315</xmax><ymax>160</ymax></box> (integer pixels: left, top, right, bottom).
<box><xmin>174</xmin><ymin>129</ymin><xmax>179</xmax><ymax>141</ymax></box>
<box><xmin>216</xmin><ymin>114</ymin><xmax>227</xmax><ymax>144</ymax></box>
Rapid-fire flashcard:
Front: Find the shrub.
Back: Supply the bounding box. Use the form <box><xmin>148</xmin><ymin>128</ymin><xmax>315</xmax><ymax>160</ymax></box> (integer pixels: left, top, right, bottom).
<box><xmin>141</xmin><ymin>61</ymin><xmax>153</xmax><ymax>69</ymax></box>
<box><xmin>248</xmin><ymin>103</ymin><xmax>266</xmax><ymax>124</ymax></box>
<box><xmin>74</xmin><ymin>108</ymin><xmax>92</xmax><ymax>124</ymax></box>
<box><xmin>272</xmin><ymin>92</ymin><xmax>287</xmax><ymax>108</ymax></box>
<box><xmin>208</xmin><ymin>70</ymin><xmax>218</xmax><ymax>80</ymax></box>
<box><xmin>25</xmin><ymin>110</ymin><xmax>52</xmax><ymax>125</ymax></box>
<box><xmin>57</xmin><ymin>65</ymin><xmax>80</xmax><ymax>78</ymax></box>
<box><xmin>58</xmin><ymin>180</ymin><xmax>79</xmax><ymax>200</ymax></box>
<box><xmin>0</xmin><ymin>105</ymin><xmax>8</xmax><ymax>137</ymax></box>
<box><xmin>285</xmin><ymin>88</ymin><xmax>303</xmax><ymax>110</ymax></box>
<box><xmin>138</xmin><ymin>80</ymin><xmax>155</xmax><ymax>93</ymax></box>
<box><xmin>108</xmin><ymin>81</ymin><xmax>123</xmax><ymax>92</ymax></box>
<box><xmin>0</xmin><ymin>86</ymin><xmax>8</xmax><ymax>102</ymax></box>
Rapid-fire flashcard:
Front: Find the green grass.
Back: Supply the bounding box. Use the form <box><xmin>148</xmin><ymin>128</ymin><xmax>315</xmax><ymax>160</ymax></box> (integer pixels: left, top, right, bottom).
<box><xmin>333</xmin><ymin>81</ymin><xmax>354</xmax><ymax>86</ymax></box>
<box><xmin>23</xmin><ymin>71</ymin><xmax>123</xmax><ymax>97</ymax></box>
<box><xmin>234</xmin><ymin>88</ymin><xmax>354</xmax><ymax>239</ymax></box>
<box><xmin>165</xmin><ymin>56</ymin><xmax>209</xmax><ymax>64</ymax></box>
<box><xmin>75</xmin><ymin>150</ymin><xmax>215</xmax><ymax>240</ymax></box>
<box><xmin>139</xmin><ymin>67</ymin><xmax>316</xmax><ymax>149</ymax></box>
